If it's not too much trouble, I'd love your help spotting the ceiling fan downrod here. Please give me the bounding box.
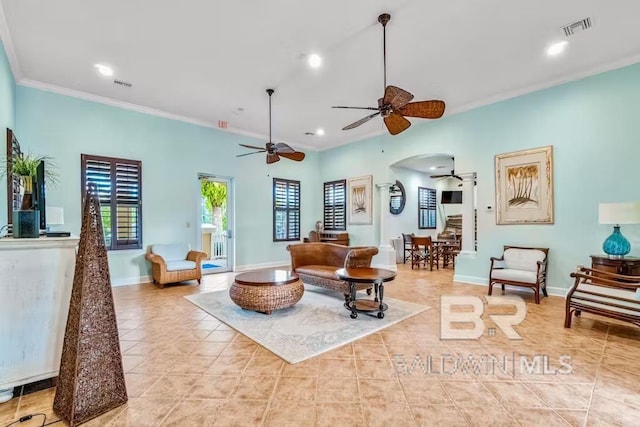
[378,13,390,92]
[266,88,274,144]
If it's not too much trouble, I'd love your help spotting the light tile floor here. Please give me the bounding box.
[2,264,640,426]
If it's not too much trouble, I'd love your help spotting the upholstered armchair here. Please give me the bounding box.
[145,243,207,288]
[489,246,549,304]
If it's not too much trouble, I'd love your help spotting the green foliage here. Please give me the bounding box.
[201,181,227,211]
[1,152,59,185]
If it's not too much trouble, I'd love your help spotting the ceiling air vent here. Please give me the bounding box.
[562,17,592,37]
[113,79,133,88]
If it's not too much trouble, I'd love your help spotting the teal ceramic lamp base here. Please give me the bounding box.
[602,225,631,259]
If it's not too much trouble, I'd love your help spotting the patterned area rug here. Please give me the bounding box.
[185,288,430,364]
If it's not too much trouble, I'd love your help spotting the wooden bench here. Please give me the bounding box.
[488,246,548,304]
[565,266,640,328]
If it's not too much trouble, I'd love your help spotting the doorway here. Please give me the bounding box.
[197,174,233,273]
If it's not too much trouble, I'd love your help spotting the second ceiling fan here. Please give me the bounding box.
[333,13,446,136]
[237,89,305,164]
[431,157,462,181]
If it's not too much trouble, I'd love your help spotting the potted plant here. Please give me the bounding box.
[1,152,58,237]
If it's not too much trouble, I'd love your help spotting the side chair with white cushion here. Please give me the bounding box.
[488,246,549,304]
[145,243,207,288]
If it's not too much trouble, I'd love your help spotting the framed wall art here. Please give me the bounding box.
[348,175,373,225]
[495,145,554,224]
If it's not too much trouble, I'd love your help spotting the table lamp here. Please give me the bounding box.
[598,202,640,258]
[46,206,64,230]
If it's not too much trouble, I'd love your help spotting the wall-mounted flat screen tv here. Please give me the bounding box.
[441,190,462,204]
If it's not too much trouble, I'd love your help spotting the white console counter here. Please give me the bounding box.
[0,236,79,402]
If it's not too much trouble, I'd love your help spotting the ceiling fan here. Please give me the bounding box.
[431,157,462,181]
[237,89,305,164]
[332,13,446,136]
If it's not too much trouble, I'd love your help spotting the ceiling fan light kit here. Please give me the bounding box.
[237,89,306,164]
[333,13,446,136]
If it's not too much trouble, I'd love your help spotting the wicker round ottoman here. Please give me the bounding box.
[230,270,304,315]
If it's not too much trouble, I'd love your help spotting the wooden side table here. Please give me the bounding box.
[590,255,640,277]
[336,267,396,319]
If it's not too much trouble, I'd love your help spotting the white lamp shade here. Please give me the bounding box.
[598,202,640,225]
[46,206,64,226]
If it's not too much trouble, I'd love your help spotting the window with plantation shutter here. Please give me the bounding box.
[273,178,300,242]
[323,180,346,231]
[418,187,436,229]
[81,154,142,250]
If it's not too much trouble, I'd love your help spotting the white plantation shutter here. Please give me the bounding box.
[273,178,301,241]
[323,180,346,231]
[82,154,142,250]
[418,187,436,229]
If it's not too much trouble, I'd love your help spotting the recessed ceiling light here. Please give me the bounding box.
[307,53,322,68]
[94,63,113,77]
[316,128,325,136]
[546,41,568,57]
[429,166,437,171]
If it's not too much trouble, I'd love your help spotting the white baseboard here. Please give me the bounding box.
[453,274,568,297]
[109,262,291,287]
[234,261,290,272]
[111,275,152,287]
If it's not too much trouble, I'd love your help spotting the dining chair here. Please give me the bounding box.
[411,236,436,270]
[442,239,461,269]
[401,233,415,264]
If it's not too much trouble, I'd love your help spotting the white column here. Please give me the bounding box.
[372,183,397,271]
[460,173,477,254]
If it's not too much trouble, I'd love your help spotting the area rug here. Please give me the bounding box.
[184,288,430,364]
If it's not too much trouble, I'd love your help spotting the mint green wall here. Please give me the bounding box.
[321,62,640,291]
[15,86,320,282]
[0,40,16,225]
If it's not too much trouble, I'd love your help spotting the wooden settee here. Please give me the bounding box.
[287,242,378,300]
[489,246,549,304]
[565,266,640,328]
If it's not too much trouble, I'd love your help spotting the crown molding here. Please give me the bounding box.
[0,1,22,80]
[18,78,226,129]
[18,78,318,151]
[448,52,640,118]
[319,52,640,151]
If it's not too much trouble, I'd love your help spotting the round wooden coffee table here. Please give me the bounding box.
[229,269,304,315]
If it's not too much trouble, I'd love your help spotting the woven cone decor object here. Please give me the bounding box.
[53,184,127,425]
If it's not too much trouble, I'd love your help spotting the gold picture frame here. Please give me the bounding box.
[495,145,554,224]
[348,175,373,225]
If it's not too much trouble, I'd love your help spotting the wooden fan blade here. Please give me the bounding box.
[332,106,379,111]
[236,151,265,157]
[383,85,414,110]
[430,174,451,179]
[343,112,380,130]
[279,151,305,161]
[266,153,280,164]
[453,175,463,181]
[399,100,446,119]
[274,142,295,153]
[383,112,411,135]
[239,143,267,150]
